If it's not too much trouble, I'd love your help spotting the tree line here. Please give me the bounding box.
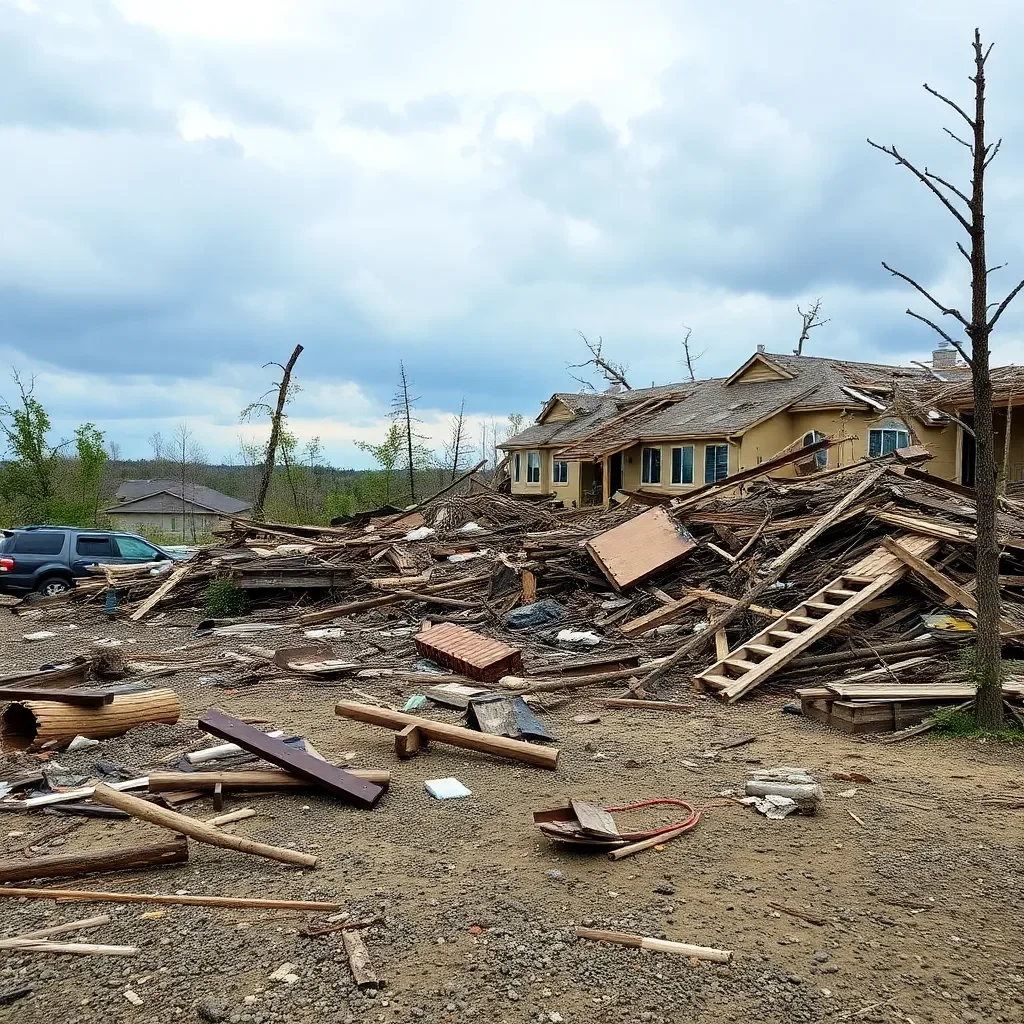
[0,360,526,535]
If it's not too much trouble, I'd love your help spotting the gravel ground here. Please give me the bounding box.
[0,603,1022,1024]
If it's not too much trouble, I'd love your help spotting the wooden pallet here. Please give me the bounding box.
[694,535,939,703]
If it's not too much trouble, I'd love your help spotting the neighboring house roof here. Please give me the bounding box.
[107,481,251,517]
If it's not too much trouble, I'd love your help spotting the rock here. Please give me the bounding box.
[197,998,230,1022]
[124,990,143,1006]
[545,870,565,881]
[269,964,300,985]
[654,884,676,896]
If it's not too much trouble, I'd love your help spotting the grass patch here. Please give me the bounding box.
[932,706,1024,743]
[204,579,249,618]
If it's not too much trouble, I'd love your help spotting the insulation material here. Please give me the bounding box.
[585,506,697,591]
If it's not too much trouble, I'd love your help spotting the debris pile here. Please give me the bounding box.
[14,442,1024,736]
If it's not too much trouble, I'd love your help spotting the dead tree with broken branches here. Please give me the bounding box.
[680,326,705,382]
[242,344,304,521]
[567,333,632,391]
[868,29,1023,729]
[794,299,829,355]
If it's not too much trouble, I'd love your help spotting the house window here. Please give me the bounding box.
[641,447,662,485]
[803,431,828,469]
[704,444,729,483]
[526,451,541,484]
[671,446,694,485]
[553,460,569,484]
[868,426,910,458]
[513,453,521,483]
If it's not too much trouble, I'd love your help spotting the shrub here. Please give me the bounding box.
[204,579,249,618]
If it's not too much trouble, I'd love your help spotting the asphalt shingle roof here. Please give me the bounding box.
[110,480,251,515]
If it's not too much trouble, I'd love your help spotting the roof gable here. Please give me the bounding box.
[725,352,797,386]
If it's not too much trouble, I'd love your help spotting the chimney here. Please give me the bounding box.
[932,341,957,369]
[756,344,766,354]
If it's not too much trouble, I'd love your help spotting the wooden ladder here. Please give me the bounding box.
[694,572,903,703]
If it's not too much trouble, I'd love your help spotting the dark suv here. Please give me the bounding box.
[0,527,176,597]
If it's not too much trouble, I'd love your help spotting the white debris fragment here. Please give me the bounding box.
[123,990,143,1006]
[405,526,436,542]
[269,963,300,984]
[556,629,603,646]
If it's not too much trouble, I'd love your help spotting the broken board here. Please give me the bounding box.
[414,624,522,683]
[585,507,697,591]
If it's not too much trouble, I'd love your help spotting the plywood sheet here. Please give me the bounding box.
[585,507,697,591]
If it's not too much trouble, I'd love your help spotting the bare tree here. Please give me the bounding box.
[567,332,632,391]
[444,398,470,482]
[240,344,304,521]
[170,421,206,542]
[680,325,705,382]
[391,362,431,503]
[868,28,1024,729]
[108,441,122,462]
[794,299,829,355]
[147,431,165,462]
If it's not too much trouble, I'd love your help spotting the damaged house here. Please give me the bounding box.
[499,346,1019,507]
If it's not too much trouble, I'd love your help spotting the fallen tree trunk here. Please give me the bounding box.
[0,690,180,751]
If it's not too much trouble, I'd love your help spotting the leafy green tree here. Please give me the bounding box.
[355,423,404,506]
[74,423,107,525]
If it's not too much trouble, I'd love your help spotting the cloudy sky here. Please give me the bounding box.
[3,0,1024,467]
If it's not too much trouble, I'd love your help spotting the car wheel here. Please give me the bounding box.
[36,577,71,597]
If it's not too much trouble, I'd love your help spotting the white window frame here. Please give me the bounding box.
[802,431,828,469]
[526,451,541,484]
[704,443,729,483]
[868,426,910,458]
[670,445,694,485]
[552,460,569,485]
[641,446,662,485]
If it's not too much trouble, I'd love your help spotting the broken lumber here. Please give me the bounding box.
[91,784,317,868]
[0,888,342,911]
[342,929,382,989]
[607,823,693,861]
[198,710,385,810]
[0,836,188,883]
[335,701,559,769]
[129,563,194,621]
[185,731,286,764]
[206,808,257,827]
[0,687,113,708]
[575,927,732,963]
[12,916,111,941]
[148,769,391,792]
[596,699,693,712]
[0,938,137,957]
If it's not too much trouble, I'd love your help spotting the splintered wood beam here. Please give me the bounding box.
[575,927,732,963]
[91,785,317,868]
[0,687,113,707]
[0,837,188,883]
[882,537,977,610]
[198,710,385,810]
[130,563,194,621]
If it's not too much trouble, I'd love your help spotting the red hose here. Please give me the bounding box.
[602,797,712,841]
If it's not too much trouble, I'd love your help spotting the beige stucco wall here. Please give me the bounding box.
[507,447,586,504]
[620,437,735,493]
[108,512,220,537]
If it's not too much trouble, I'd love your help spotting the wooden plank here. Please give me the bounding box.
[129,563,194,621]
[585,507,697,591]
[714,629,730,660]
[343,928,382,989]
[618,594,702,637]
[570,799,619,840]
[148,769,391,792]
[335,701,559,769]
[0,887,343,911]
[0,687,113,708]
[92,785,317,868]
[882,537,978,611]
[596,699,693,712]
[198,709,385,810]
[521,569,537,605]
[686,590,787,619]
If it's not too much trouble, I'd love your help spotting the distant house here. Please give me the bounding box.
[103,480,251,538]
[499,347,988,507]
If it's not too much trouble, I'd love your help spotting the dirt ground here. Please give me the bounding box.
[0,601,1022,1024]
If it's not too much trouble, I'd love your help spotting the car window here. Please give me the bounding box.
[12,532,65,555]
[116,536,160,560]
[76,536,115,557]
